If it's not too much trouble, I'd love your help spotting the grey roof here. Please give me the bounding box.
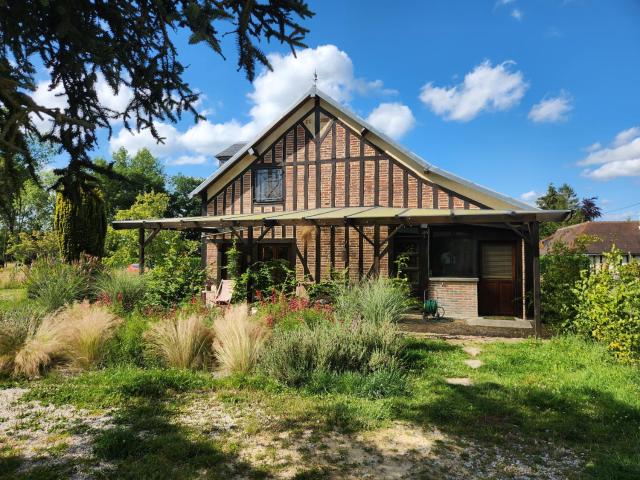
[112,206,571,230]
[216,142,246,162]
[189,86,536,211]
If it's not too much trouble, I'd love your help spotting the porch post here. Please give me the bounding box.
[246,227,254,302]
[531,221,542,337]
[138,227,145,275]
[373,225,380,276]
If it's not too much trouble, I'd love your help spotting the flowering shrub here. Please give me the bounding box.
[256,292,332,330]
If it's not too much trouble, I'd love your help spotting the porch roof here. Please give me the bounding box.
[111,206,571,231]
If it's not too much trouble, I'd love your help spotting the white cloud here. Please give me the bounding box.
[612,127,640,147]
[496,0,516,5]
[578,126,640,180]
[31,73,133,133]
[366,102,415,139]
[528,92,573,123]
[168,155,209,166]
[110,44,397,164]
[511,8,523,20]
[419,60,528,121]
[520,190,540,205]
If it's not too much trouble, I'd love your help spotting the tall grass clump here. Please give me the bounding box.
[57,302,121,369]
[145,314,213,369]
[25,258,89,312]
[95,270,146,312]
[213,304,267,375]
[13,313,65,378]
[0,304,46,374]
[334,277,414,324]
[0,264,27,289]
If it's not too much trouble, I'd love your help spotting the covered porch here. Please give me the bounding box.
[112,206,571,336]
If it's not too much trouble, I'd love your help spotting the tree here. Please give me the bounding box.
[0,1,313,194]
[579,196,602,221]
[104,191,178,268]
[167,174,205,218]
[54,185,107,261]
[96,148,167,218]
[536,183,602,238]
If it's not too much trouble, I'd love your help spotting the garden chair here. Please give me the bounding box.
[211,279,234,305]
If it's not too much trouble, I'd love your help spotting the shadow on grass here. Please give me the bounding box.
[5,370,271,480]
[89,377,270,479]
[395,379,640,479]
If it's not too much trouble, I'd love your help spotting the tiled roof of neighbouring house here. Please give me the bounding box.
[541,221,640,255]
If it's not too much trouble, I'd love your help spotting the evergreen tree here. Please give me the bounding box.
[54,185,107,261]
[536,183,602,238]
[0,1,313,190]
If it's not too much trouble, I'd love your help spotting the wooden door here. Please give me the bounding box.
[478,242,516,316]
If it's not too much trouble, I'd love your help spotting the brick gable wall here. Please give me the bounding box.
[204,108,486,285]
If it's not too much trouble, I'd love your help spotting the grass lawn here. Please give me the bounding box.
[1,336,639,479]
[0,288,26,310]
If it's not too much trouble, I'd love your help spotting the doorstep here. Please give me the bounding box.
[465,317,533,329]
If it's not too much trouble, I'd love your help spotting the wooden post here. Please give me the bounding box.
[138,227,145,275]
[246,227,253,302]
[373,225,380,276]
[531,221,542,337]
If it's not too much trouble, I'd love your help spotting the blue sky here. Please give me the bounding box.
[39,0,640,218]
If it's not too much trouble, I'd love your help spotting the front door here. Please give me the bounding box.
[478,242,516,316]
[392,232,427,295]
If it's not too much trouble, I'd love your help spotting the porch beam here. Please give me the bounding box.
[352,224,375,247]
[256,225,274,242]
[379,224,402,249]
[228,226,247,245]
[143,228,161,247]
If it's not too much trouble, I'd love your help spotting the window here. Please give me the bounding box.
[254,168,283,203]
[430,233,475,277]
[258,243,291,263]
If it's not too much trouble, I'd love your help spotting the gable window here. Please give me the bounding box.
[254,168,283,203]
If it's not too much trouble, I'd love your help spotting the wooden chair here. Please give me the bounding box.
[209,279,234,305]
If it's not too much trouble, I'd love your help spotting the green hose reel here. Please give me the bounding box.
[424,298,439,315]
[422,295,445,319]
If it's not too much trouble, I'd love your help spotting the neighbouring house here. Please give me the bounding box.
[542,221,640,268]
[112,87,569,331]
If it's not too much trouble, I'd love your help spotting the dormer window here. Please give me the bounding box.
[254,167,283,203]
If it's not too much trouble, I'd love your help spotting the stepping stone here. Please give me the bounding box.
[465,359,483,369]
[463,346,482,357]
[445,377,473,386]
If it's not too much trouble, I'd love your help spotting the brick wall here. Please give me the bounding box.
[427,279,478,319]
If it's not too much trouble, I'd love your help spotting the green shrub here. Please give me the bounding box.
[143,237,205,309]
[25,258,89,312]
[232,259,296,303]
[260,318,405,387]
[541,237,592,328]
[95,269,146,313]
[572,247,640,363]
[334,277,414,324]
[104,313,149,367]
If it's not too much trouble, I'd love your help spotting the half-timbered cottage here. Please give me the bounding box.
[113,87,570,333]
